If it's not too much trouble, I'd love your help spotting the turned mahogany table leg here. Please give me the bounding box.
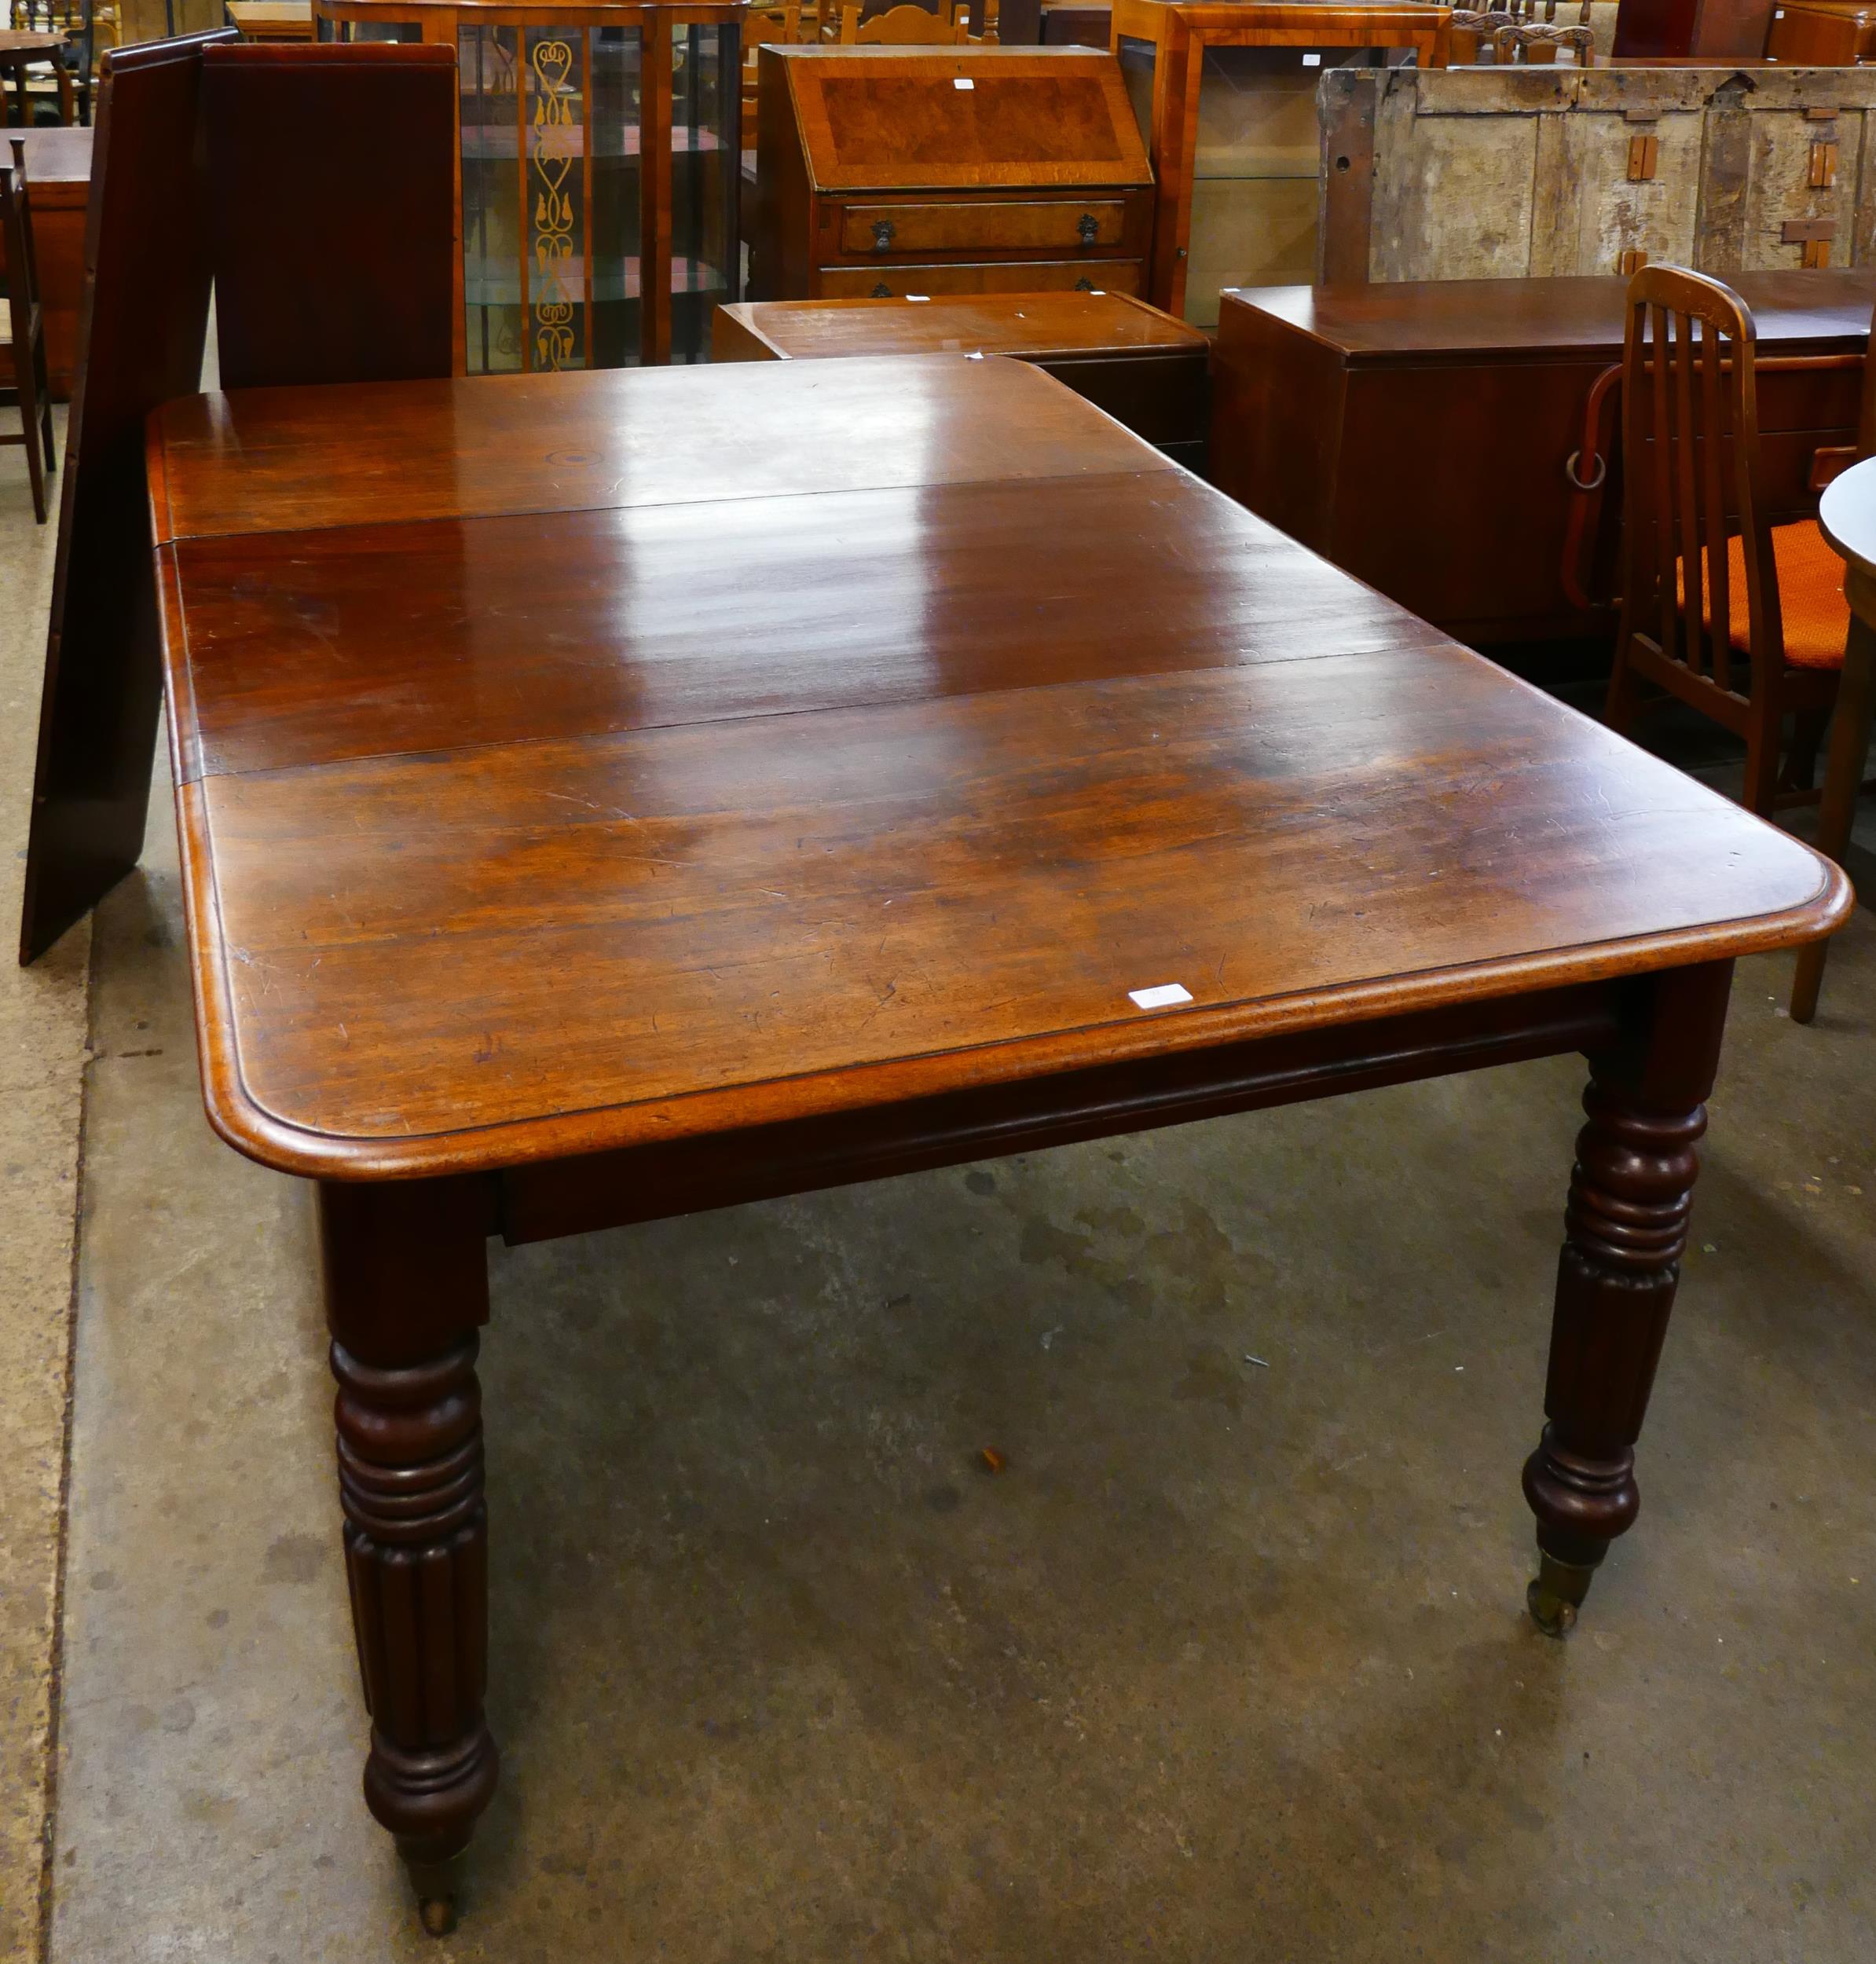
[320,1177,499,1935]
[1522,962,1731,1636]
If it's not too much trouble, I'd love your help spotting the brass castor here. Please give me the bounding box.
[1526,1550,1598,1639]
[404,1852,464,1938]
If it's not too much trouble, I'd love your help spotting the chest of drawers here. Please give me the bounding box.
[749,45,1156,301]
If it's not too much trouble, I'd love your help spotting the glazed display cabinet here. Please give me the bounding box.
[316,0,743,367]
[1108,1,1449,326]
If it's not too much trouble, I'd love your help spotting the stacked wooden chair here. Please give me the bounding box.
[840,1,967,40]
[1452,0,1592,62]
[1603,264,1860,1018]
[0,136,54,519]
[1494,20,1593,60]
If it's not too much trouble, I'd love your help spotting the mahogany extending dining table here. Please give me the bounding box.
[145,354,1849,1933]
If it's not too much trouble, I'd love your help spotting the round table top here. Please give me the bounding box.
[1819,453,1876,586]
[0,27,68,53]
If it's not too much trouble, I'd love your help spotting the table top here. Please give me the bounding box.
[0,27,66,53]
[9,123,91,189]
[1222,271,1876,363]
[1820,453,1876,581]
[720,291,1205,363]
[148,355,1847,1182]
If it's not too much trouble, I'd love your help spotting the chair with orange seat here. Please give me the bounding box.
[1605,266,1849,1001]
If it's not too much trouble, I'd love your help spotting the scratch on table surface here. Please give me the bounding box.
[540,788,638,823]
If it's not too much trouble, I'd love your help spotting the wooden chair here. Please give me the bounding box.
[840,2,967,41]
[0,136,54,521]
[19,27,239,964]
[1605,266,1849,1006]
[203,42,456,389]
[742,0,801,148]
[1494,20,1593,60]
[1449,7,1511,61]
[952,0,998,38]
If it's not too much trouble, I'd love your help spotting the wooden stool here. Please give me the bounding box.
[1792,457,1876,1022]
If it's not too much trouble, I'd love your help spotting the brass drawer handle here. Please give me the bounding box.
[1075,277,1095,291]
[871,218,896,251]
[1077,212,1099,246]
[870,281,892,298]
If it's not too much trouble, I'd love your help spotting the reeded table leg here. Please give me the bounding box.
[1522,963,1731,1636]
[320,1177,498,1934]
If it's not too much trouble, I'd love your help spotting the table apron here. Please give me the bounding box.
[497,978,1634,1247]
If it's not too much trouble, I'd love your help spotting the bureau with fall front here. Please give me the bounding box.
[749,44,1155,301]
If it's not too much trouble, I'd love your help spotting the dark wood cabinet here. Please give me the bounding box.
[1764,0,1876,61]
[749,44,1155,301]
[1612,0,1777,56]
[1207,273,1874,643]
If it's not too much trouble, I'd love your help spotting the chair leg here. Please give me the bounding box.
[1781,705,1829,796]
[13,346,47,524]
[1741,713,1781,818]
[1605,631,1641,736]
[1792,624,1876,1024]
[33,332,54,474]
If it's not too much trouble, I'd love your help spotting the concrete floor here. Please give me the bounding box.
[35,725,1876,1959]
[0,410,89,1964]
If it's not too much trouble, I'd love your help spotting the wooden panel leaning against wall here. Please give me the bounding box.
[1321,64,1876,284]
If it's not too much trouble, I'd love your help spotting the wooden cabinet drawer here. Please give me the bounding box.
[837,198,1133,257]
[818,259,1145,299]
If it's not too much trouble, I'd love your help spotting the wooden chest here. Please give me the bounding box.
[1764,0,1876,60]
[1322,64,1876,284]
[749,45,1156,302]
[712,288,1210,463]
